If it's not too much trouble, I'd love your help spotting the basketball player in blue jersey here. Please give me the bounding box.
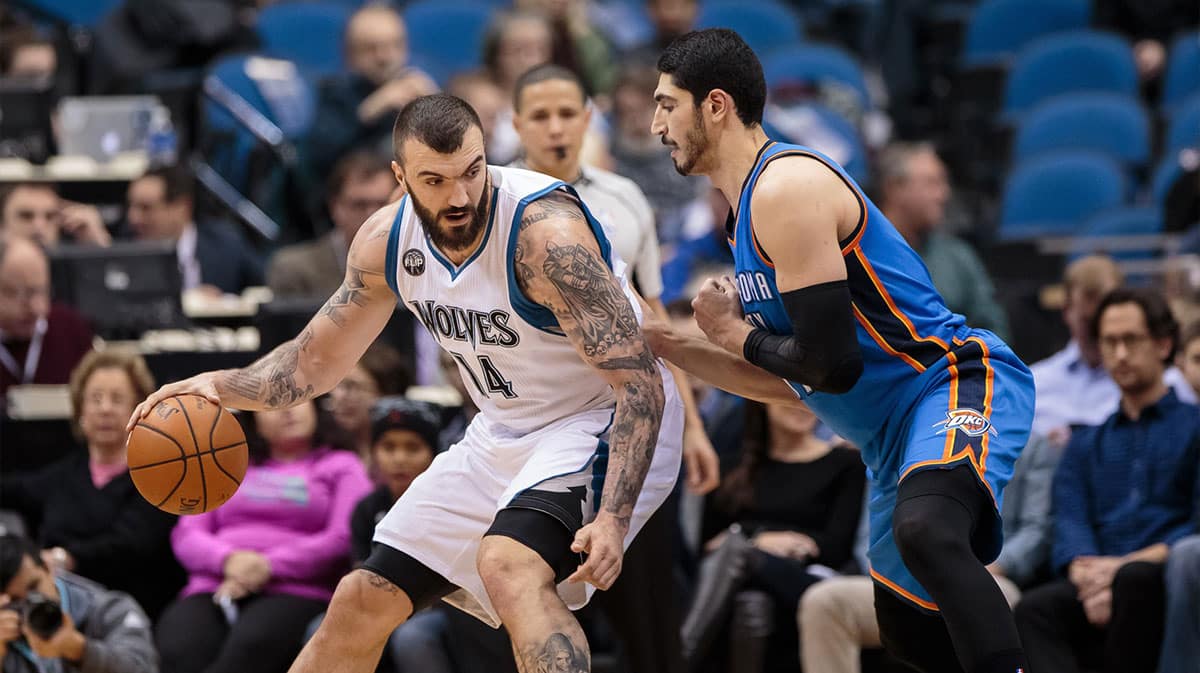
[643,29,1036,673]
[128,95,683,673]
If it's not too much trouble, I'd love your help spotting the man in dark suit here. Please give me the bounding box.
[126,164,263,295]
[268,152,395,300]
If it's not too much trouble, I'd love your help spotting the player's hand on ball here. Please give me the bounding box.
[127,373,222,433]
[567,513,627,590]
[692,277,746,351]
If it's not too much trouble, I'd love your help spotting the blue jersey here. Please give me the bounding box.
[730,142,975,462]
[730,142,1036,610]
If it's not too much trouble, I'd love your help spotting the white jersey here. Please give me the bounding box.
[384,165,641,433]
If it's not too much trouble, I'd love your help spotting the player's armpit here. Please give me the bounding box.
[213,207,399,410]
[515,191,665,527]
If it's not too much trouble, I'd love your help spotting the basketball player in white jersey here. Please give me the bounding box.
[128,94,684,673]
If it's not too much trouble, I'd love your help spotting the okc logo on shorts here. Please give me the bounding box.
[403,249,426,276]
[933,408,997,437]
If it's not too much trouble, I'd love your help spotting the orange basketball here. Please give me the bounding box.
[127,394,248,515]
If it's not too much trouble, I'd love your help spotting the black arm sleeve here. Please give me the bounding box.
[742,279,863,394]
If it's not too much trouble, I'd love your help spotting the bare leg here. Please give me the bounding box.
[478,535,591,673]
[287,569,414,673]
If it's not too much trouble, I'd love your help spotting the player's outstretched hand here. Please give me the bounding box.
[567,513,627,590]
[126,373,222,433]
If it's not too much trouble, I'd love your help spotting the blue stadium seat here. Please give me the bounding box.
[696,1,803,58]
[1003,31,1137,117]
[998,151,1127,239]
[256,3,353,78]
[1012,93,1150,168]
[764,45,870,110]
[1166,93,1200,155]
[202,54,315,193]
[961,0,1089,67]
[404,1,496,86]
[17,0,121,27]
[763,102,869,184]
[1073,206,1164,260]
[1164,33,1200,114]
[1151,155,1187,205]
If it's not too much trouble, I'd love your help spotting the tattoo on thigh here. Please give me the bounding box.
[516,632,589,673]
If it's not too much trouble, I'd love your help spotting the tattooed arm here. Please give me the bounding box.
[129,207,399,426]
[515,190,665,588]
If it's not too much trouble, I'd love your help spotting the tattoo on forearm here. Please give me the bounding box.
[543,242,639,358]
[603,379,664,525]
[596,351,657,373]
[360,569,401,595]
[516,632,590,673]
[319,265,375,328]
[216,329,315,407]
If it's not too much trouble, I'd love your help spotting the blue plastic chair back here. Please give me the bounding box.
[696,1,803,58]
[999,150,1127,238]
[1012,92,1150,167]
[961,0,1089,67]
[764,45,870,110]
[1164,32,1200,112]
[1003,31,1137,117]
[256,3,353,78]
[404,1,496,86]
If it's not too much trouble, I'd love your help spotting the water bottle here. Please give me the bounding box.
[146,107,178,166]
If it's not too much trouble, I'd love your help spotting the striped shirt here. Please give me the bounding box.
[1051,389,1200,572]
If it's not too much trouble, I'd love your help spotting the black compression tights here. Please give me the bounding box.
[880,465,1028,673]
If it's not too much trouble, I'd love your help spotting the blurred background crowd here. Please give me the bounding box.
[0,0,1198,672]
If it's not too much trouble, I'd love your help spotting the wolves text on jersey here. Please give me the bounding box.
[408,300,521,349]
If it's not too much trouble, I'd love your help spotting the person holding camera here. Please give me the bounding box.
[0,532,158,673]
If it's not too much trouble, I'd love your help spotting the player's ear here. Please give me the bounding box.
[706,89,730,124]
[391,160,407,192]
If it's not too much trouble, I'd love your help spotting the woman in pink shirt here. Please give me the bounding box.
[156,400,372,673]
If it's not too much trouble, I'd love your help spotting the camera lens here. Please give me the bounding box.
[23,593,63,640]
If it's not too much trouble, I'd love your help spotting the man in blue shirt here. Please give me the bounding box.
[1016,287,1200,673]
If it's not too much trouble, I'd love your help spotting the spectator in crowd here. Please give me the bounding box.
[347,397,448,673]
[0,349,183,619]
[447,73,506,150]
[798,432,1062,673]
[659,187,734,305]
[0,532,158,673]
[0,238,93,400]
[481,10,555,164]
[0,184,111,248]
[515,0,617,97]
[268,153,395,300]
[156,400,372,673]
[1158,320,1200,673]
[0,27,56,79]
[326,341,412,464]
[682,401,865,673]
[1093,0,1199,82]
[608,60,705,242]
[1030,255,1195,439]
[1016,287,1200,673]
[126,164,263,296]
[876,142,1010,341]
[307,4,438,180]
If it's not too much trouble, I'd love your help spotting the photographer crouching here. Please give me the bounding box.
[1,534,157,673]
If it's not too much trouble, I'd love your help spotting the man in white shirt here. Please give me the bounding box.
[1031,254,1195,439]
